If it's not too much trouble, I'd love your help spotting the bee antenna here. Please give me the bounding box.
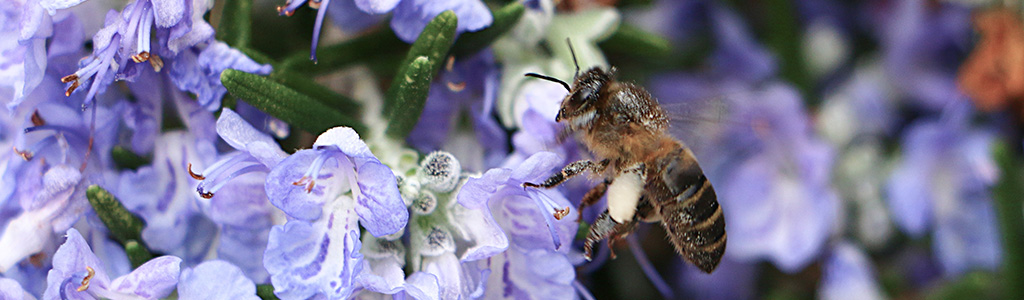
[566,38,580,77]
[525,73,572,92]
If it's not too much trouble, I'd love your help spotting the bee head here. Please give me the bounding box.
[523,39,612,129]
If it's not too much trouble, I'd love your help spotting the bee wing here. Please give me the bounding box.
[661,88,768,166]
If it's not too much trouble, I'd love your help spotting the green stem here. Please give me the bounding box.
[216,0,253,47]
[761,0,811,104]
[994,143,1024,299]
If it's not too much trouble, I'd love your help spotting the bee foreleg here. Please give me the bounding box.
[583,210,637,261]
[577,179,611,222]
[523,159,609,189]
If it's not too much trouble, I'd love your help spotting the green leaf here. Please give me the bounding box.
[385,56,434,139]
[599,23,671,58]
[257,284,280,300]
[124,240,153,269]
[385,10,458,117]
[216,0,253,47]
[268,70,361,116]
[451,2,525,58]
[994,142,1024,299]
[111,146,149,170]
[221,69,367,134]
[86,185,145,245]
[279,28,407,75]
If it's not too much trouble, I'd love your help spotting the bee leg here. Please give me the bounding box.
[583,210,637,261]
[523,159,609,189]
[577,179,611,222]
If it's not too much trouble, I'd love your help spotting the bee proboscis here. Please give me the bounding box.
[522,40,726,273]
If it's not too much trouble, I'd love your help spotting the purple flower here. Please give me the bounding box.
[408,51,507,171]
[177,260,260,299]
[190,108,288,281]
[61,0,216,105]
[457,151,579,298]
[115,130,218,264]
[0,278,34,300]
[263,126,408,298]
[41,228,181,300]
[652,77,839,272]
[168,41,272,111]
[818,241,885,300]
[277,0,492,60]
[886,104,1001,275]
[0,0,84,111]
[389,0,492,42]
[873,0,972,110]
[678,257,758,300]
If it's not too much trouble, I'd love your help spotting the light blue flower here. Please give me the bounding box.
[887,104,1001,275]
[457,152,579,299]
[263,127,408,299]
[40,228,181,300]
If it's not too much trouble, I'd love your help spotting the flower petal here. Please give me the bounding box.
[216,108,287,167]
[108,256,181,299]
[353,159,408,237]
[264,209,363,300]
[178,260,260,300]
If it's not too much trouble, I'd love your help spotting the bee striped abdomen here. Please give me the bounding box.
[653,149,726,273]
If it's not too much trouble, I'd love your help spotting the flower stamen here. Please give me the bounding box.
[61,74,81,97]
[13,146,33,161]
[131,51,150,63]
[188,163,205,180]
[553,206,571,220]
[148,54,164,72]
[446,81,467,92]
[77,266,95,292]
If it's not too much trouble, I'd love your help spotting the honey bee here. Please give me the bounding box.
[522,41,726,273]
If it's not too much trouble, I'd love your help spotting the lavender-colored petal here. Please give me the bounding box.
[328,0,385,32]
[390,0,493,42]
[450,203,508,261]
[0,278,34,300]
[107,256,181,299]
[404,272,440,300]
[420,253,464,299]
[264,214,364,300]
[353,159,408,237]
[150,0,186,28]
[217,225,271,283]
[818,242,885,300]
[313,127,373,158]
[481,249,576,299]
[708,4,776,82]
[265,150,331,221]
[0,165,81,272]
[508,151,560,183]
[177,260,260,300]
[456,167,511,210]
[42,228,111,299]
[216,108,287,167]
[39,0,87,15]
[354,0,400,14]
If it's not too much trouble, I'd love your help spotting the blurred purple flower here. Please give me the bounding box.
[887,104,1001,275]
[263,127,407,299]
[0,278,34,300]
[818,241,885,300]
[653,77,839,272]
[177,260,261,299]
[872,0,972,110]
[41,228,181,300]
[408,51,507,171]
[678,257,758,300]
[458,151,579,299]
[0,1,83,111]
